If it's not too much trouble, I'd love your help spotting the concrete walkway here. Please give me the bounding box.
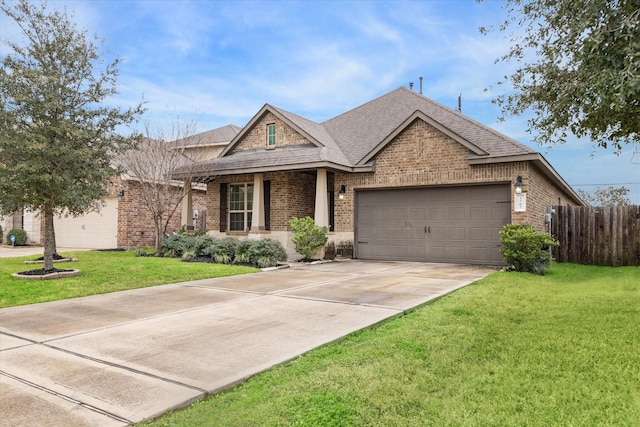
[0,260,494,426]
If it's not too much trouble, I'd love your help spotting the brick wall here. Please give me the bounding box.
[206,117,578,242]
[117,179,206,248]
[333,119,576,233]
[234,112,309,151]
[206,171,316,233]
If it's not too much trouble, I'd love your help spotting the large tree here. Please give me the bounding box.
[0,0,143,270]
[481,0,640,151]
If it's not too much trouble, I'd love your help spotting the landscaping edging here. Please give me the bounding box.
[24,257,78,265]
[12,269,81,280]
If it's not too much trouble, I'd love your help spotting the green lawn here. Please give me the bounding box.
[0,250,258,308]
[141,263,640,427]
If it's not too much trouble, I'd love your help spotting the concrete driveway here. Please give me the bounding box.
[0,260,494,426]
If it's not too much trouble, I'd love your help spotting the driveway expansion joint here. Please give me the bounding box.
[1,370,132,425]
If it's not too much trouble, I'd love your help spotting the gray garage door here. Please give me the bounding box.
[355,184,510,265]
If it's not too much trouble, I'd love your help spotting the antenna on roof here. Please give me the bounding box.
[457,93,462,113]
[419,76,423,94]
[409,82,414,91]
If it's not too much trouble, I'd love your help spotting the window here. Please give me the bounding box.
[229,183,253,231]
[267,123,276,147]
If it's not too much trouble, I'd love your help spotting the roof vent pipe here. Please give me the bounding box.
[419,76,423,94]
[409,82,414,91]
[457,93,462,113]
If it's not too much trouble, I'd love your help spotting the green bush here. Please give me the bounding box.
[191,235,216,256]
[203,238,229,264]
[248,238,287,268]
[181,250,198,262]
[0,224,3,243]
[163,234,287,268]
[160,234,192,257]
[289,216,328,260]
[5,228,28,246]
[233,239,252,264]
[500,223,558,275]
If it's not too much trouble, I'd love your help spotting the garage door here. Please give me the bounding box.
[355,185,510,264]
[54,197,119,249]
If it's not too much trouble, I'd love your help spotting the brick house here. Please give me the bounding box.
[178,88,582,264]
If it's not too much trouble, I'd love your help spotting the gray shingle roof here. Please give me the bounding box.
[323,87,536,165]
[179,87,539,177]
[173,124,242,148]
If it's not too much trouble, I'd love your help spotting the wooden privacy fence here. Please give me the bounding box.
[551,205,640,266]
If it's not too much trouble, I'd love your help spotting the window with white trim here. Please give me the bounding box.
[267,123,276,147]
[229,183,253,231]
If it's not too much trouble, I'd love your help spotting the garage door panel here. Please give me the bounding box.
[449,227,465,241]
[355,185,510,265]
[470,227,487,240]
[470,207,487,220]
[54,198,118,249]
[430,208,446,221]
[449,207,466,220]
[492,206,510,220]
[430,226,446,240]
[409,208,426,221]
[448,246,466,260]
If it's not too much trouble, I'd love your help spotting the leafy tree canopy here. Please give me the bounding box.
[481,0,640,152]
[577,186,632,206]
[0,0,144,269]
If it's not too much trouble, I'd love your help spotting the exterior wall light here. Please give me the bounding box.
[514,176,523,194]
[338,185,346,200]
[118,189,125,200]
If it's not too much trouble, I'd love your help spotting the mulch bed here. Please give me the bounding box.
[16,268,75,276]
[12,267,81,280]
[32,253,67,261]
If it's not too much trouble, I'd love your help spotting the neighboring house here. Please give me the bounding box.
[178,87,582,265]
[173,124,243,161]
[8,125,239,249]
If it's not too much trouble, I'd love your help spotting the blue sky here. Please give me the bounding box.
[2,0,639,203]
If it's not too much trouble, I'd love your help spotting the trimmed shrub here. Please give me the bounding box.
[500,223,558,275]
[202,238,230,264]
[191,235,216,256]
[233,240,252,264]
[5,228,28,246]
[160,234,191,257]
[181,250,198,262]
[248,238,287,268]
[289,216,328,260]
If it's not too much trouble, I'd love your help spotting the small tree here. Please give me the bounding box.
[0,0,143,270]
[500,224,558,275]
[577,186,631,207]
[120,120,204,252]
[289,216,328,260]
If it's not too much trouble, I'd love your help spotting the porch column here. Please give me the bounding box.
[181,182,193,228]
[251,173,265,231]
[314,168,329,227]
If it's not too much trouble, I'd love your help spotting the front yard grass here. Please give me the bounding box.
[142,263,640,426]
[0,250,258,308]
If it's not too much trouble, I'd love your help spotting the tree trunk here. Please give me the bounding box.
[43,203,56,271]
[154,214,163,253]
